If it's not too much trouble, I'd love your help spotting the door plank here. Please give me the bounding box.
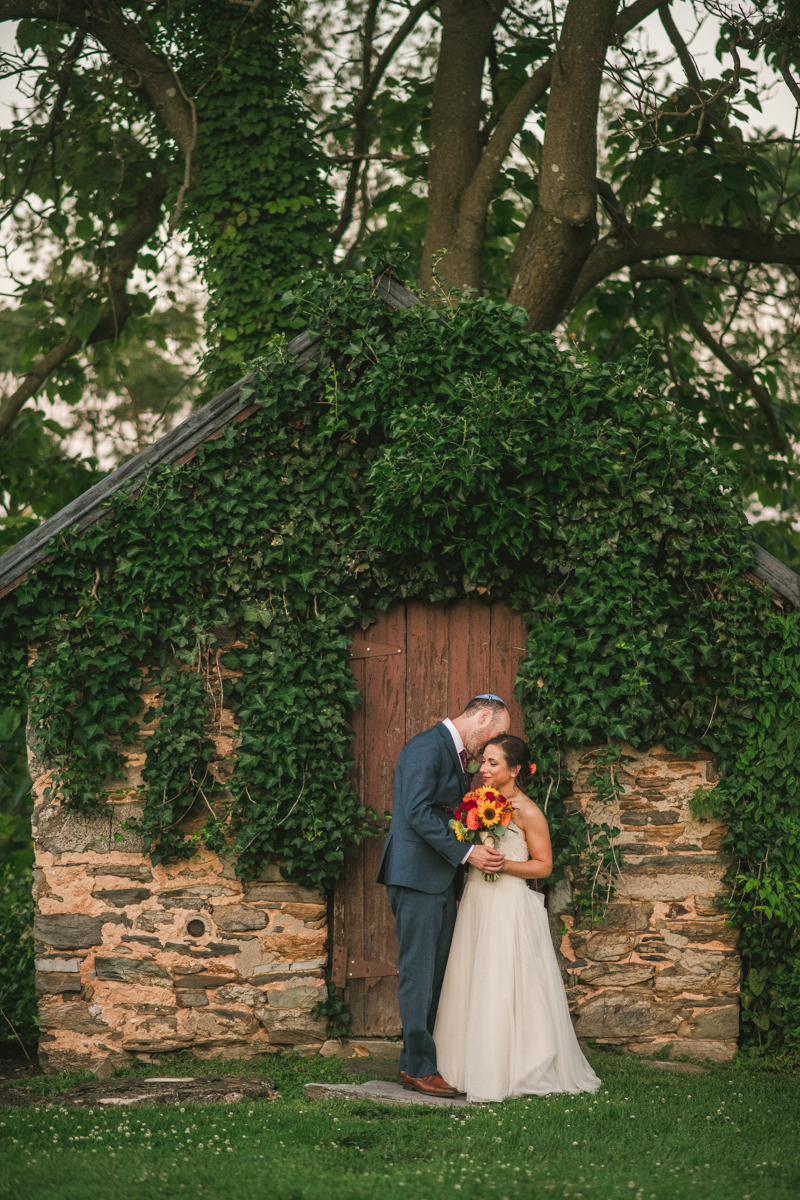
[447,598,492,717]
[489,605,528,736]
[359,602,405,1034]
[406,602,449,738]
[334,650,367,1032]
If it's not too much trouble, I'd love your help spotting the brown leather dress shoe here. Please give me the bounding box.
[398,1069,460,1097]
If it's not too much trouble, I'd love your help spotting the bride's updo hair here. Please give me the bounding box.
[483,734,534,791]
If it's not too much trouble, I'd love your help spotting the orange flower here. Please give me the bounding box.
[466,808,481,830]
[499,806,512,827]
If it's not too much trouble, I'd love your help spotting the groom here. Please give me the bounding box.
[377,694,511,1097]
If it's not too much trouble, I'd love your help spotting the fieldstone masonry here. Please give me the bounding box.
[28,644,328,1076]
[28,651,739,1071]
[555,743,740,1062]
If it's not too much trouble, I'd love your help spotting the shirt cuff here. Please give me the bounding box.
[461,845,473,865]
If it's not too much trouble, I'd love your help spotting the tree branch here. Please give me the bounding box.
[330,0,436,253]
[507,0,620,328]
[422,0,507,292]
[0,335,81,439]
[780,43,800,109]
[0,171,169,440]
[663,273,788,454]
[354,0,437,123]
[566,223,800,311]
[445,0,665,288]
[0,0,195,157]
[659,3,737,144]
[0,30,85,226]
[658,3,702,91]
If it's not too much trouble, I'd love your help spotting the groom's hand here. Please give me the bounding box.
[469,845,505,872]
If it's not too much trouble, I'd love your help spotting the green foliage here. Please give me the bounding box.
[0,270,798,1051]
[0,14,176,405]
[0,701,33,876]
[136,667,219,866]
[0,694,35,1055]
[173,0,334,397]
[0,0,331,499]
[311,979,353,1037]
[0,408,104,559]
[0,865,37,1045]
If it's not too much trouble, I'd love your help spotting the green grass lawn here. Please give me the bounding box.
[1,1051,798,1200]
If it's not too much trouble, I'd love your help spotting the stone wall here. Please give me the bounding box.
[28,646,328,1076]
[554,744,740,1062]
[29,641,740,1071]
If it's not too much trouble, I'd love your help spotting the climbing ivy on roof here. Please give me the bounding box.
[1,268,798,1053]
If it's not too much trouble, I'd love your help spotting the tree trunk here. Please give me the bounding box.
[421,0,506,297]
[509,0,619,330]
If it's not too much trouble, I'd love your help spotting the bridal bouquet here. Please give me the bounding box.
[450,786,514,881]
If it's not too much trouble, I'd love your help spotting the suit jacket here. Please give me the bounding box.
[376,721,468,894]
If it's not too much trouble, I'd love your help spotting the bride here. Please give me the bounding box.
[434,734,601,1103]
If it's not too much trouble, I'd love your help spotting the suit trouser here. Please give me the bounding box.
[386,880,458,1079]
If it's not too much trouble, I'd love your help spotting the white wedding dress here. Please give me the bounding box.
[434,821,601,1102]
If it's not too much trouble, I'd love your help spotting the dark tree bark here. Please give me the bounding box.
[421,0,507,295]
[421,0,664,305]
[507,0,620,328]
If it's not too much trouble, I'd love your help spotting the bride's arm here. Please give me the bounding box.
[500,799,552,879]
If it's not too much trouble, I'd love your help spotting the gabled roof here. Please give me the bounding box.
[0,273,798,610]
[0,273,420,600]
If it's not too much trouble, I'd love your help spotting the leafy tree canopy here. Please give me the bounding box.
[0,1,799,565]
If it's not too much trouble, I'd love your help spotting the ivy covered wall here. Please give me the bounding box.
[1,271,798,1057]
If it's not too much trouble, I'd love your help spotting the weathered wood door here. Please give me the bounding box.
[332,598,527,1036]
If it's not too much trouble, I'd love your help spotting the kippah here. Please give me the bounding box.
[474,693,506,704]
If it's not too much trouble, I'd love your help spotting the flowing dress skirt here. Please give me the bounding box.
[434,865,601,1102]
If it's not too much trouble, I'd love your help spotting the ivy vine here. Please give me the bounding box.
[171,0,335,397]
[1,269,798,1055]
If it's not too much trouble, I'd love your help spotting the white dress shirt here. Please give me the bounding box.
[442,718,473,864]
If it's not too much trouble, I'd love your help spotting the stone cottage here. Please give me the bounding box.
[1,275,798,1074]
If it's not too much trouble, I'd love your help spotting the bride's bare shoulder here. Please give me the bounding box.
[511,794,547,828]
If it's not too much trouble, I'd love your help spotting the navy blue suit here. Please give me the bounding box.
[377,722,468,1078]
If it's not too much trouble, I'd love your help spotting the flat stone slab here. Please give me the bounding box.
[303,1080,470,1107]
[320,1038,402,1060]
[0,1075,279,1108]
[641,1060,708,1075]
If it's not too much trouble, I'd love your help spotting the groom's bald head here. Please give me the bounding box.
[455,695,511,757]
[461,695,508,720]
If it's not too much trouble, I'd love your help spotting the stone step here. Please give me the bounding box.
[303,1080,470,1107]
[319,1038,402,1060]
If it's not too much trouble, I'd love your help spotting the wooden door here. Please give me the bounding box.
[332,598,528,1036]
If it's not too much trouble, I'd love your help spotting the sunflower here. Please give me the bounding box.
[452,820,468,842]
[476,797,502,827]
